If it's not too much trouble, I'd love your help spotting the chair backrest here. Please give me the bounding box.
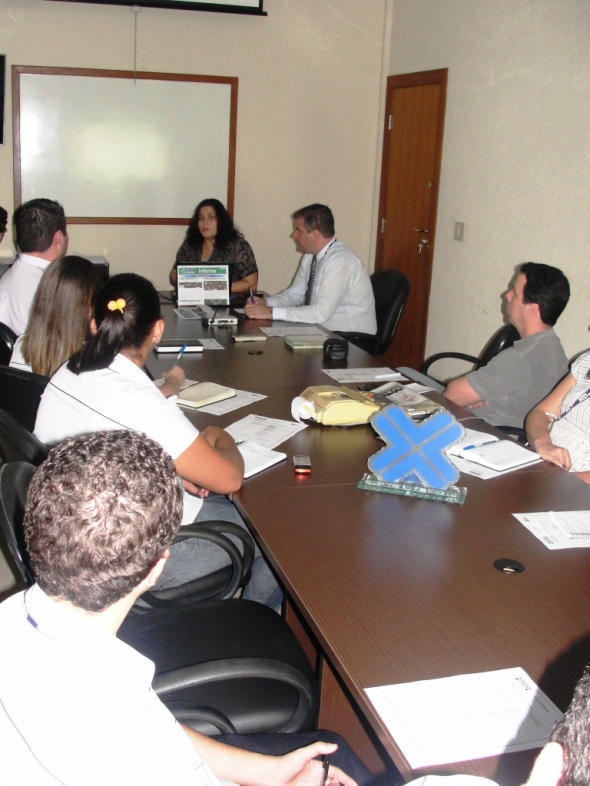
[0,365,49,432]
[0,409,49,466]
[370,269,410,356]
[0,322,17,367]
[0,462,37,587]
[477,324,520,369]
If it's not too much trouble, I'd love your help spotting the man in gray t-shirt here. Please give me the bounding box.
[444,262,570,429]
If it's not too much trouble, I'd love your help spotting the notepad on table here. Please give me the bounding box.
[155,339,203,353]
[177,382,236,409]
[238,441,287,478]
[285,335,326,350]
[456,439,540,471]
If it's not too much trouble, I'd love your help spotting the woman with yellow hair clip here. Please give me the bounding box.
[34,272,280,608]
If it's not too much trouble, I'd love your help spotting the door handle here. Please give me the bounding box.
[412,227,429,234]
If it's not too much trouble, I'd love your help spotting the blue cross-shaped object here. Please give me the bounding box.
[368,405,465,490]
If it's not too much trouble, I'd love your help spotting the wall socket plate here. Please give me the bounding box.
[454,222,465,242]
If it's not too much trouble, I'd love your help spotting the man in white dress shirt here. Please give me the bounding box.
[0,198,68,335]
[244,204,376,333]
[0,430,361,786]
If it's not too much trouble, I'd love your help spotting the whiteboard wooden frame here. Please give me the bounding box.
[12,66,238,225]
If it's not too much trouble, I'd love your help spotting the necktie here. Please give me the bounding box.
[304,256,317,306]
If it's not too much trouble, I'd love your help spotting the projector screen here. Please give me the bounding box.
[13,67,238,224]
[42,0,266,15]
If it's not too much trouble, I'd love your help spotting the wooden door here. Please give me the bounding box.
[375,69,447,370]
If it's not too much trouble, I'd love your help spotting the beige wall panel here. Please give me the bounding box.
[390,0,590,376]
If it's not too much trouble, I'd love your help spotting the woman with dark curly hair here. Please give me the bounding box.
[169,198,258,294]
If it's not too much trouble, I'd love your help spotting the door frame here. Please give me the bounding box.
[374,68,448,365]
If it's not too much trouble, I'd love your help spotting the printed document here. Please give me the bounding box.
[322,368,407,384]
[225,414,306,449]
[513,511,590,549]
[365,668,561,769]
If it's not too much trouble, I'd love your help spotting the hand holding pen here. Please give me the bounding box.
[160,343,186,396]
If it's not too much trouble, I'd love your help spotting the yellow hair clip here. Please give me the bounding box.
[107,298,126,314]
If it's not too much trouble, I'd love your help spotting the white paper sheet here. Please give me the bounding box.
[197,389,267,415]
[365,668,561,769]
[321,367,407,384]
[197,338,225,350]
[225,414,307,449]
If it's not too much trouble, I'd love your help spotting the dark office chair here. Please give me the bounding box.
[0,461,319,736]
[399,324,525,443]
[0,323,17,366]
[0,365,49,432]
[0,462,36,588]
[337,269,410,356]
[120,598,319,735]
[420,324,520,385]
[0,409,49,466]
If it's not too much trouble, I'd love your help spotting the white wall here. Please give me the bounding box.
[390,0,590,375]
[0,0,387,292]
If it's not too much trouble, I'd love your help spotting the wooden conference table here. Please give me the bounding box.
[148,302,590,786]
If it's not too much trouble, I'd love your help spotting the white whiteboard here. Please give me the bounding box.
[14,68,237,224]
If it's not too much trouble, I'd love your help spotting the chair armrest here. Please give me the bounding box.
[153,657,318,733]
[421,352,480,376]
[336,332,379,356]
[179,520,255,578]
[164,703,237,734]
[496,425,527,445]
[139,521,255,607]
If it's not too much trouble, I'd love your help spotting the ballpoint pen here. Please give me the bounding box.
[320,755,330,786]
[249,286,255,304]
[172,343,188,367]
[462,440,496,450]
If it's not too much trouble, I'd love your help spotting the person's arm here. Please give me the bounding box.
[174,425,244,493]
[158,365,184,398]
[444,376,487,408]
[256,253,355,325]
[244,256,311,320]
[181,726,358,786]
[228,237,259,294]
[232,271,259,294]
[525,372,576,469]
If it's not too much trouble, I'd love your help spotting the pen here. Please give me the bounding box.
[462,440,496,451]
[249,287,255,304]
[320,755,330,786]
[172,343,188,367]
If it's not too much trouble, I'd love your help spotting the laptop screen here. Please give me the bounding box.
[177,264,231,306]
